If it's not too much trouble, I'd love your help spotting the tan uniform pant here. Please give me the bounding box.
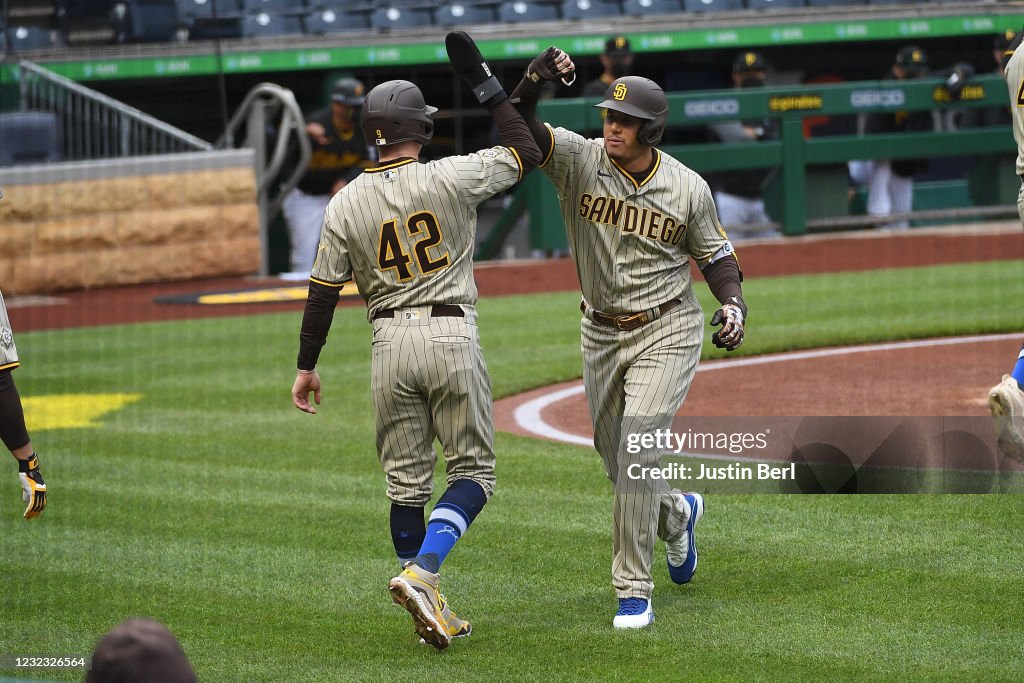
[581,291,704,600]
[371,304,495,507]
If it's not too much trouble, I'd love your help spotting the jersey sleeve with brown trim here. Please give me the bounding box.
[436,146,525,206]
[309,198,353,286]
[684,176,733,266]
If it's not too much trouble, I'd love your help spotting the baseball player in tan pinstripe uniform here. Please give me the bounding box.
[512,51,747,628]
[0,290,47,520]
[988,29,1024,461]
[291,32,540,650]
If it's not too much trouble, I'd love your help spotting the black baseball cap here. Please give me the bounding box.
[331,77,365,106]
[995,28,1018,51]
[733,51,767,74]
[895,45,928,74]
[604,35,631,57]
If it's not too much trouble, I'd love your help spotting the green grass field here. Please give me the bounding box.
[2,260,1024,681]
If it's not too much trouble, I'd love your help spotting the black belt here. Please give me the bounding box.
[372,304,465,321]
[582,299,681,332]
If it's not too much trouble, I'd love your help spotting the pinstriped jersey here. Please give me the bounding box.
[540,125,731,314]
[1004,46,1024,177]
[311,147,523,320]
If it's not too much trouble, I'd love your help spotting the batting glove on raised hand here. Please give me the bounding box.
[710,296,746,352]
[18,453,46,520]
[526,47,576,85]
[446,30,507,108]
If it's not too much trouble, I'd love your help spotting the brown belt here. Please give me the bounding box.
[372,304,465,321]
[582,299,681,332]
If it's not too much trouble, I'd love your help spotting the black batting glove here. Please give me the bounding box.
[18,453,46,520]
[525,47,576,85]
[710,296,746,352]
[446,31,506,108]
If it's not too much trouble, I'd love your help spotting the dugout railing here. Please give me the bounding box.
[479,72,1016,257]
[13,59,213,160]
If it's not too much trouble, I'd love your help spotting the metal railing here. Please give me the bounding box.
[16,59,213,160]
[216,83,311,276]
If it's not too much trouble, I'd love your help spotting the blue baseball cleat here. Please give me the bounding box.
[613,597,654,629]
[666,492,704,585]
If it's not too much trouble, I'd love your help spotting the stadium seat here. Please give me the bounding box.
[497,1,560,22]
[869,0,916,3]
[304,7,370,33]
[434,3,497,26]
[241,11,303,35]
[241,0,306,13]
[6,25,60,51]
[683,0,741,11]
[178,0,242,38]
[560,0,621,19]
[807,0,865,5]
[122,0,180,43]
[176,0,241,20]
[370,6,432,30]
[622,0,681,16]
[57,0,123,44]
[0,112,62,166]
[746,0,804,7]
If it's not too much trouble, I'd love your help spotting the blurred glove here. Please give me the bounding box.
[710,296,746,352]
[526,47,576,85]
[944,62,975,99]
[18,453,46,520]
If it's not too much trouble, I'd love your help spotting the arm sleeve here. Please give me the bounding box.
[296,281,340,371]
[510,76,555,165]
[701,256,743,305]
[489,98,541,174]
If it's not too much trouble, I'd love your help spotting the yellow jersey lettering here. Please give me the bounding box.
[660,216,676,244]
[671,222,687,245]
[622,204,639,233]
[579,193,593,217]
[646,211,662,240]
[602,197,624,227]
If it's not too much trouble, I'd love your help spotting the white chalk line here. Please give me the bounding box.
[511,333,1023,448]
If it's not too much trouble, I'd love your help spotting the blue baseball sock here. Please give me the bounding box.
[1011,345,1024,390]
[390,503,425,567]
[413,479,487,574]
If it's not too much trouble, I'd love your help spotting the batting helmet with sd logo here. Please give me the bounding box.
[360,79,438,147]
[594,76,668,146]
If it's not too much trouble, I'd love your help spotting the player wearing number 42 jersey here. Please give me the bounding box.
[512,49,746,628]
[291,32,541,650]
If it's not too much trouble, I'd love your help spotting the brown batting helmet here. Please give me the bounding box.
[361,79,438,147]
[594,75,668,146]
